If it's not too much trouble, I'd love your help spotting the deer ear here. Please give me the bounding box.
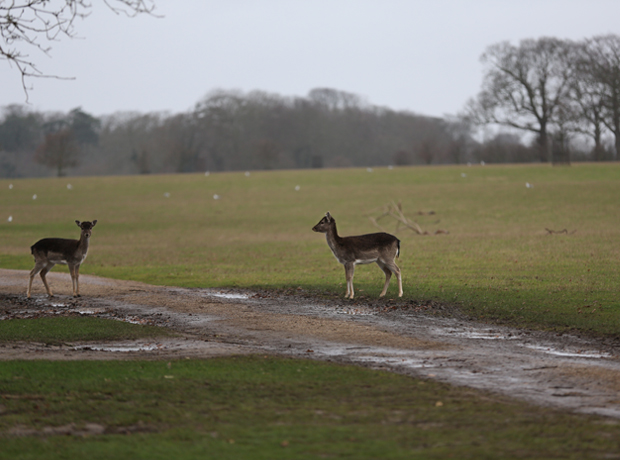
[92,220,97,227]
[75,220,81,227]
[326,212,331,220]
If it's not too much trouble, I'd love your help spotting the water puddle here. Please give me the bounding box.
[76,309,106,315]
[73,343,163,353]
[524,344,612,359]
[208,292,250,300]
[4,301,158,327]
[334,307,375,316]
[443,329,518,340]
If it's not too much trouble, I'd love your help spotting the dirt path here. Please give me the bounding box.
[2,268,620,419]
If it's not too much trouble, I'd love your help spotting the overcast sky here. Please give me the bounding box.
[1,0,619,118]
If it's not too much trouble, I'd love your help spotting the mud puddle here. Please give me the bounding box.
[1,269,620,420]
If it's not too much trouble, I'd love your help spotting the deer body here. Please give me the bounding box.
[27,220,97,298]
[313,212,402,299]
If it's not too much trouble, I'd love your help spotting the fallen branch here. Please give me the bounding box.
[545,228,577,235]
[367,201,447,236]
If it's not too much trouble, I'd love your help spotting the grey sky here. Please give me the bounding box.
[1,0,619,118]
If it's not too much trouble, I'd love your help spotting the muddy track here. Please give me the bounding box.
[1,268,620,419]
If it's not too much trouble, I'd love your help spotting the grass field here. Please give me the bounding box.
[2,163,620,458]
[1,356,619,459]
[2,163,619,335]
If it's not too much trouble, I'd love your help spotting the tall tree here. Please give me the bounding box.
[68,108,101,146]
[194,90,246,171]
[35,129,79,177]
[567,42,608,161]
[581,35,620,159]
[466,37,574,162]
[0,105,42,152]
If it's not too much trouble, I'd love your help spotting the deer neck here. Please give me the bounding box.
[77,233,91,257]
[324,222,343,253]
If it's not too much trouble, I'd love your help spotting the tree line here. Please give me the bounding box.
[1,34,619,178]
[0,88,466,178]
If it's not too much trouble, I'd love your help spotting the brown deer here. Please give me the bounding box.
[27,220,97,298]
[312,212,402,299]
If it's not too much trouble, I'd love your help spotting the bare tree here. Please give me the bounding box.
[35,128,79,176]
[194,90,243,171]
[581,35,620,159]
[307,88,367,111]
[0,104,42,152]
[443,116,472,164]
[466,37,574,162]
[160,113,204,173]
[1,0,156,99]
[417,139,438,165]
[567,45,608,160]
[255,138,280,170]
[471,132,536,164]
[392,150,412,166]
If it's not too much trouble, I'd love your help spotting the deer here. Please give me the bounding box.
[27,220,97,299]
[312,212,402,299]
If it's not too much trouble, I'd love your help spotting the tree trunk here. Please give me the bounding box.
[537,129,549,163]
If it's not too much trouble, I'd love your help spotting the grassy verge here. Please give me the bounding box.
[1,163,619,335]
[1,356,619,459]
[0,317,172,345]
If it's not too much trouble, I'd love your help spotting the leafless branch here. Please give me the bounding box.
[1,0,157,101]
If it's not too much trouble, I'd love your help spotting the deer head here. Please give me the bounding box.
[76,220,97,239]
[312,212,334,233]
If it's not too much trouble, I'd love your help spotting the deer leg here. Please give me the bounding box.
[39,263,55,298]
[72,264,81,297]
[68,264,76,297]
[27,262,45,298]
[344,262,355,299]
[376,261,392,297]
[387,260,403,297]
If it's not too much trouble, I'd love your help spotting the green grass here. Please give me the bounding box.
[1,356,619,459]
[1,163,619,335]
[0,317,172,345]
[1,165,620,457]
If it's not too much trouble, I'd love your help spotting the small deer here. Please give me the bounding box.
[27,220,98,299]
[312,212,402,299]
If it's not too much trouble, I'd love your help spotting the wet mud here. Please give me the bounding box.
[1,268,619,419]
